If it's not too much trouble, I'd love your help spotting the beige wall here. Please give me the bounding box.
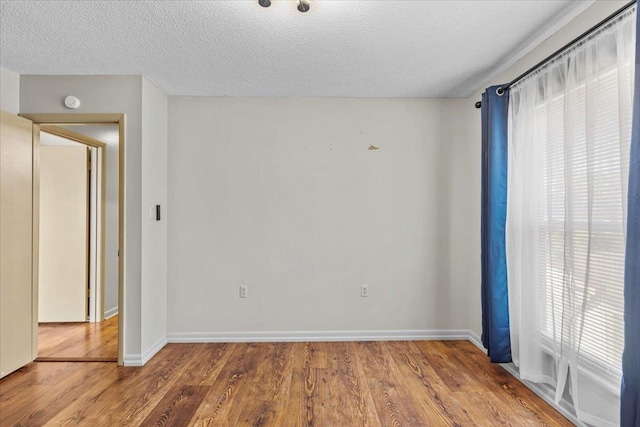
[38,145,89,322]
[167,97,469,336]
[1,67,19,114]
[464,0,628,337]
[0,111,34,378]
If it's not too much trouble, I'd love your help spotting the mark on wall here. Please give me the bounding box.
[368,145,380,151]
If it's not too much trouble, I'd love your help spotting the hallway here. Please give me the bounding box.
[37,316,118,361]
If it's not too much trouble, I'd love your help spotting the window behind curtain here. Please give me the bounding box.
[507,8,634,426]
[537,63,630,388]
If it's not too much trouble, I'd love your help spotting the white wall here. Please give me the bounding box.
[464,0,628,337]
[167,97,468,336]
[1,67,19,114]
[20,75,147,360]
[141,79,168,354]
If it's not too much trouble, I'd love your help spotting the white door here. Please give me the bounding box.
[39,145,89,322]
[0,111,34,378]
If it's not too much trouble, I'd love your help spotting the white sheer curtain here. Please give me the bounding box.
[507,8,635,427]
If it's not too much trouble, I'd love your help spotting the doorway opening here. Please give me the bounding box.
[36,126,117,361]
[22,114,125,365]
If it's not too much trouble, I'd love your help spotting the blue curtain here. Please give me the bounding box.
[481,86,512,363]
[621,8,640,426]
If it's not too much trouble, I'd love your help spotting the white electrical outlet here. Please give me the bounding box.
[239,285,248,298]
[361,284,369,297]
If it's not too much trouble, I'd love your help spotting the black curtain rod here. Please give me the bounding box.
[474,0,637,109]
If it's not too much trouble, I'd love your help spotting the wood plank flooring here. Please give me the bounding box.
[37,315,118,361]
[0,340,573,426]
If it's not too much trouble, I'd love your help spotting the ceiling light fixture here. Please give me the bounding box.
[258,0,309,13]
[297,0,310,13]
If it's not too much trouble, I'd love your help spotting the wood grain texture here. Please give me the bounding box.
[140,385,209,427]
[37,315,118,360]
[0,340,575,426]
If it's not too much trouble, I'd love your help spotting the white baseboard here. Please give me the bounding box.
[166,329,473,343]
[123,335,167,367]
[123,354,143,367]
[467,330,486,353]
[434,330,582,425]
[467,333,584,426]
[104,306,118,320]
[125,329,474,366]
[500,363,586,427]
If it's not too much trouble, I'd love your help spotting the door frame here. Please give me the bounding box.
[40,125,106,323]
[21,114,125,366]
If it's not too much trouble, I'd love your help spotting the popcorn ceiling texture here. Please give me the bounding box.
[0,0,592,98]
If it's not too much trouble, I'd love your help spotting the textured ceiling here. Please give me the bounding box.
[0,1,594,98]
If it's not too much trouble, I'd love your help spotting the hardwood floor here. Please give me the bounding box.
[0,340,573,426]
[37,315,118,361]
